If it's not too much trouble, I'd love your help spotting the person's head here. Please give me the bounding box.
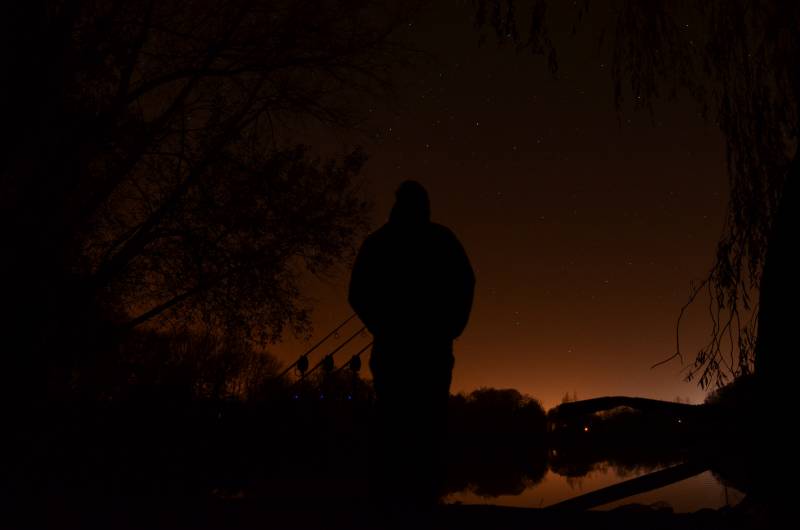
[389,180,431,224]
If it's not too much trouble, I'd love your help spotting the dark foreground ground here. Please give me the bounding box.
[16,492,773,530]
[6,377,776,529]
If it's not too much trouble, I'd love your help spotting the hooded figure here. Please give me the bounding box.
[349,180,474,352]
[348,180,475,509]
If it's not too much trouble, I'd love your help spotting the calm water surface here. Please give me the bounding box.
[446,464,745,512]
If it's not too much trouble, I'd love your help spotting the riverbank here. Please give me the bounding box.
[14,493,770,530]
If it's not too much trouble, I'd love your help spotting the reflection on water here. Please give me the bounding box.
[442,390,757,513]
[446,463,745,512]
[599,470,745,512]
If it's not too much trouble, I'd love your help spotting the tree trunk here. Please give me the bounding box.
[755,154,799,396]
[753,150,799,504]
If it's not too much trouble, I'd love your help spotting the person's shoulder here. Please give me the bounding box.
[368,223,392,239]
[429,222,461,242]
[360,223,393,248]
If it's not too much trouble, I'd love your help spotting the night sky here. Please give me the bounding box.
[277,2,729,410]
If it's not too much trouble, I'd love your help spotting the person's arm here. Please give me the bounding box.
[348,237,380,335]
[447,232,476,339]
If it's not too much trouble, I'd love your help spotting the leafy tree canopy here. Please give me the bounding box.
[0,0,417,391]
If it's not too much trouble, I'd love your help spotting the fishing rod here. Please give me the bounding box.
[278,313,358,378]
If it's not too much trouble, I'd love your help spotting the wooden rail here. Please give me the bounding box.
[547,461,709,510]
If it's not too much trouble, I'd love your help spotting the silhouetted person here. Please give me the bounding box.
[349,180,475,513]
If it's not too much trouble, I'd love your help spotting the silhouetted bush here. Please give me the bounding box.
[445,388,548,497]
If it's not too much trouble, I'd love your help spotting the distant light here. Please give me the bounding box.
[319,393,325,400]
[347,394,352,401]
[583,426,589,433]
[677,418,683,424]
[293,394,299,400]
